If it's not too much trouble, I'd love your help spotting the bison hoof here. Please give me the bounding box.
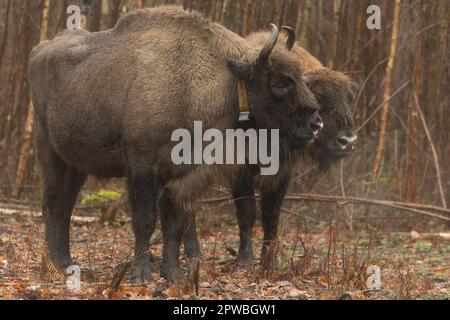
[160,265,184,282]
[236,249,254,266]
[131,253,155,283]
[43,254,73,270]
[40,255,73,279]
[131,263,153,283]
[184,246,202,258]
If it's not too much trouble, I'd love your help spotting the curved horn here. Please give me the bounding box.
[258,23,279,64]
[281,26,296,51]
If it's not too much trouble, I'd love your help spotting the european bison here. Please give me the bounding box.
[29,6,321,282]
[182,29,358,265]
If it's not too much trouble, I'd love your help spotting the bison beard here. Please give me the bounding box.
[29,6,321,282]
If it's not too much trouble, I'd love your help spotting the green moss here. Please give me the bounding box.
[81,188,123,208]
[413,241,432,251]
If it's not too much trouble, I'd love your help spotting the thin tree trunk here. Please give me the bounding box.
[299,0,310,47]
[331,0,341,68]
[220,0,229,25]
[273,0,284,26]
[372,0,401,180]
[88,0,103,32]
[12,0,51,198]
[406,2,422,202]
[414,93,447,208]
[109,0,123,28]
[1,1,27,144]
[434,1,448,194]
[241,0,252,35]
[294,0,305,39]
[214,0,222,21]
[55,0,69,34]
[0,0,12,69]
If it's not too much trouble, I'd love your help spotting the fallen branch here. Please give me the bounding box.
[3,193,449,223]
[285,194,450,215]
[0,206,97,223]
[201,193,450,222]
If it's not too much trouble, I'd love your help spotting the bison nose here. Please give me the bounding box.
[336,130,357,151]
[308,113,323,138]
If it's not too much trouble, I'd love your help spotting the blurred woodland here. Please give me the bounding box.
[0,0,449,300]
[1,0,448,216]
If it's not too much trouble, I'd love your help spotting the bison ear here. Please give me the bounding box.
[227,59,254,81]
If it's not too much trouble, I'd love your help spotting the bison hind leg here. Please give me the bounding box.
[182,213,202,258]
[36,124,86,271]
[159,190,188,282]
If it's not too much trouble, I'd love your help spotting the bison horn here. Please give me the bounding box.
[258,23,279,64]
[281,26,296,51]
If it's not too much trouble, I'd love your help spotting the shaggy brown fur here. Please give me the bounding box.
[29,6,320,282]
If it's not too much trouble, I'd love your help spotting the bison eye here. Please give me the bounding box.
[270,75,293,98]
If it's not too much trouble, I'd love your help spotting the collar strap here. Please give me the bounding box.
[237,80,251,122]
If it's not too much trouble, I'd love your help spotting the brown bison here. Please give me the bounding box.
[29,6,322,282]
[182,29,358,265]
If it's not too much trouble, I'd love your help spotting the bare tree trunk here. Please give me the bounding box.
[220,0,229,25]
[294,0,305,39]
[414,93,447,208]
[299,0,310,48]
[0,0,12,68]
[331,0,341,68]
[12,0,52,199]
[434,0,448,198]
[406,2,422,202]
[88,0,103,32]
[54,0,69,34]
[213,0,222,21]
[372,0,401,180]
[108,0,124,28]
[1,1,27,144]
[241,0,253,35]
[273,0,284,26]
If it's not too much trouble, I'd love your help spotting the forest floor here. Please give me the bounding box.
[0,200,449,300]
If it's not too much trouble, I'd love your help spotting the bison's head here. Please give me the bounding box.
[305,69,358,170]
[246,27,358,170]
[227,24,323,151]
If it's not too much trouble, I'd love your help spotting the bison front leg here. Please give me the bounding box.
[232,171,257,266]
[182,213,202,258]
[260,175,290,260]
[159,190,186,281]
[127,169,158,283]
